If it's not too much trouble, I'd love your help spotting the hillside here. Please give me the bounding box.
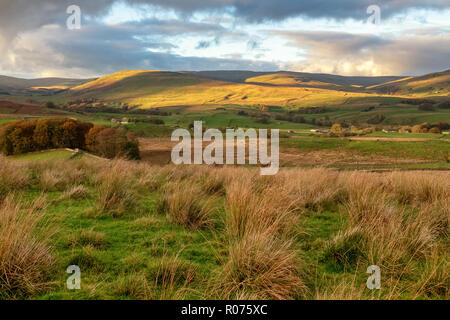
[370,69,450,96]
[192,71,403,89]
[0,69,449,110]
[0,75,91,95]
[244,72,404,91]
[67,70,369,108]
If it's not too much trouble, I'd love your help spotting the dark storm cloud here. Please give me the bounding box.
[1,0,449,36]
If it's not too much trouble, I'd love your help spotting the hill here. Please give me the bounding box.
[244,72,404,91]
[0,75,91,95]
[66,70,369,108]
[370,69,450,96]
[191,70,403,89]
[0,69,449,110]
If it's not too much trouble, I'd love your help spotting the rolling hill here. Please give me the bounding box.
[243,72,404,91]
[0,75,91,95]
[369,69,450,96]
[66,70,368,108]
[191,70,403,88]
[0,69,449,110]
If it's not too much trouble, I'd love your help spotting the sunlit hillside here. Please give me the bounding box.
[244,72,404,91]
[370,70,450,96]
[68,70,369,108]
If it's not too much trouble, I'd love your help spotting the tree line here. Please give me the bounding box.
[0,118,140,159]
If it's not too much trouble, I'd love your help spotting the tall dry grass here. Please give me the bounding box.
[216,170,307,300]
[158,180,217,230]
[0,196,55,299]
[220,233,306,299]
[0,156,30,199]
[94,161,140,217]
[0,154,448,300]
[326,170,449,277]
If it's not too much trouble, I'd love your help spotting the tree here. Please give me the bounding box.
[45,101,57,109]
[330,123,343,134]
[429,127,441,134]
[85,126,106,153]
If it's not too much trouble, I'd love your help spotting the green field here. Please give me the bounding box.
[1,158,448,300]
[12,150,75,161]
[282,137,449,159]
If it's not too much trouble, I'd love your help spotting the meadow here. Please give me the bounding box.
[0,155,448,300]
[0,69,449,300]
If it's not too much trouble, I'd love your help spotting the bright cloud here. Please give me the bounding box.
[0,0,448,78]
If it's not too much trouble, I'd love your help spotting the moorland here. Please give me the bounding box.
[0,69,449,300]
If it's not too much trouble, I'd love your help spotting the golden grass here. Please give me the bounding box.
[158,180,217,230]
[0,155,448,300]
[0,196,55,299]
[0,155,30,198]
[94,162,140,217]
[219,234,306,299]
[216,169,307,300]
[59,185,89,201]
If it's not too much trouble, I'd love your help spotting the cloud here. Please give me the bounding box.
[1,22,277,78]
[0,0,448,77]
[275,31,450,76]
[123,0,450,22]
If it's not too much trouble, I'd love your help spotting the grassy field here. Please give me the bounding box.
[11,150,75,161]
[282,136,449,160]
[0,157,448,300]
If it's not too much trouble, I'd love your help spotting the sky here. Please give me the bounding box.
[0,0,449,79]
